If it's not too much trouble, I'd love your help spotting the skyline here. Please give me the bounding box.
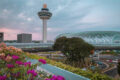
[0,0,120,40]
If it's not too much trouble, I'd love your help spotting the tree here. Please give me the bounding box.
[53,37,67,51]
[117,61,120,76]
[53,37,95,67]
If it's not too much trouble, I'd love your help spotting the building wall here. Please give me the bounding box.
[17,34,32,43]
[0,32,4,42]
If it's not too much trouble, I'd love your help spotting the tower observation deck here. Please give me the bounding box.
[38,4,52,43]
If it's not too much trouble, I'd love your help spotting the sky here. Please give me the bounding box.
[0,0,120,40]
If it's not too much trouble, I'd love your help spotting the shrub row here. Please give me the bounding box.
[26,53,113,80]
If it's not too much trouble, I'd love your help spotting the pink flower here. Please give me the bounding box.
[45,78,50,80]
[7,64,14,68]
[27,69,37,77]
[24,62,31,67]
[12,72,20,78]
[0,75,7,80]
[12,55,19,60]
[57,75,65,80]
[46,75,65,80]
[16,61,23,65]
[38,59,46,64]
[5,55,12,62]
[0,42,6,48]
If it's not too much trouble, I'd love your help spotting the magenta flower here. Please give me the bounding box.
[24,62,31,67]
[7,64,14,68]
[46,75,65,80]
[38,59,46,64]
[16,61,23,65]
[0,75,7,80]
[12,55,19,60]
[27,69,37,77]
[12,72,20,78]
[45,78,50,80]
[57,75,65,80]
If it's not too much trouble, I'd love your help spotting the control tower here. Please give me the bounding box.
[38,4,52,43]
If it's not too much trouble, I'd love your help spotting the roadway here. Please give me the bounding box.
[104,66,118,78]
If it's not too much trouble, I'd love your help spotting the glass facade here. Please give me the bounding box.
[6,43,54,48]
[57,31,120,47]
[5,31,120,48]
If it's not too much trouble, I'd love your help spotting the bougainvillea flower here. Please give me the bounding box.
[0,75,7,80]
[46,75,65,80]
[57,75,65,80]
[45,78,50,80]
[16,61,23,65]
[5,55,12,62]
[0,53,5,57]
[24,62,31,67]
[0,42,7,48]
[0,53,5,59]
[12,55,19,60]
[27,69,37,77]
[38,59,46,64]
[7,64,14,68]
[12,72,21,78]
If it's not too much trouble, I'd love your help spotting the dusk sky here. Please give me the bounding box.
[0,0,120,40]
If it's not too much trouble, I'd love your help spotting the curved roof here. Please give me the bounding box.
[57,31,120,44]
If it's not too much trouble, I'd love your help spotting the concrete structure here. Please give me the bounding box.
[0,32,4,42]
[17,33,32,43]
[38,4,52,43]
[4,31,120,50]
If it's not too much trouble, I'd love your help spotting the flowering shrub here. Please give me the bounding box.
[45,75,65,80]
[0,43,38,80]
[0,42,65,80]
[39,59,47,64]
[27,54,113,80]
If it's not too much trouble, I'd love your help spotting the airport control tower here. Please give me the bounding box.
[38,4,52,43]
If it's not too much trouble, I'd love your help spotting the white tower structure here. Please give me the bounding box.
[38,4,52,43]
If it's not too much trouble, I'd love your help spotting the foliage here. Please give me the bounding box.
[0,43,39,80]
[100,51,118,56]
[117,62,120,76]
[53,37,94,67]
[27,54,113,80]
[38,51,61,54]
[0,43,65,80]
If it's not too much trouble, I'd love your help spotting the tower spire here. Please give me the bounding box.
[43,4,47,8]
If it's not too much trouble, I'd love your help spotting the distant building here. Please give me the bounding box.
[0,32,4,42]
[17,33,32,43]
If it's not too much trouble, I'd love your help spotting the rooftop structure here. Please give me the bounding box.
[57,31,120,44]
[17,33,32,43]
[0,32,4,42]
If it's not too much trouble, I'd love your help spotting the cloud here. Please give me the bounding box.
[18,13,26,19]
[27,17,33,21]
[0,0,120,40]
[0,9,12,19]
[0,28,22,40]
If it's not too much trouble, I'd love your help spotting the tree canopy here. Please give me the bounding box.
[53,37,95,67]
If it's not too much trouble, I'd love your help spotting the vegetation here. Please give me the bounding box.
[100,51,119,56]
[37,51,61,54]
[27,54,113,80]
[118,61,120,76]
[0,43,65,80]
[53,37,94,67]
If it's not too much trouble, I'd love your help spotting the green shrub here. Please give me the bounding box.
[26,54,113,80]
